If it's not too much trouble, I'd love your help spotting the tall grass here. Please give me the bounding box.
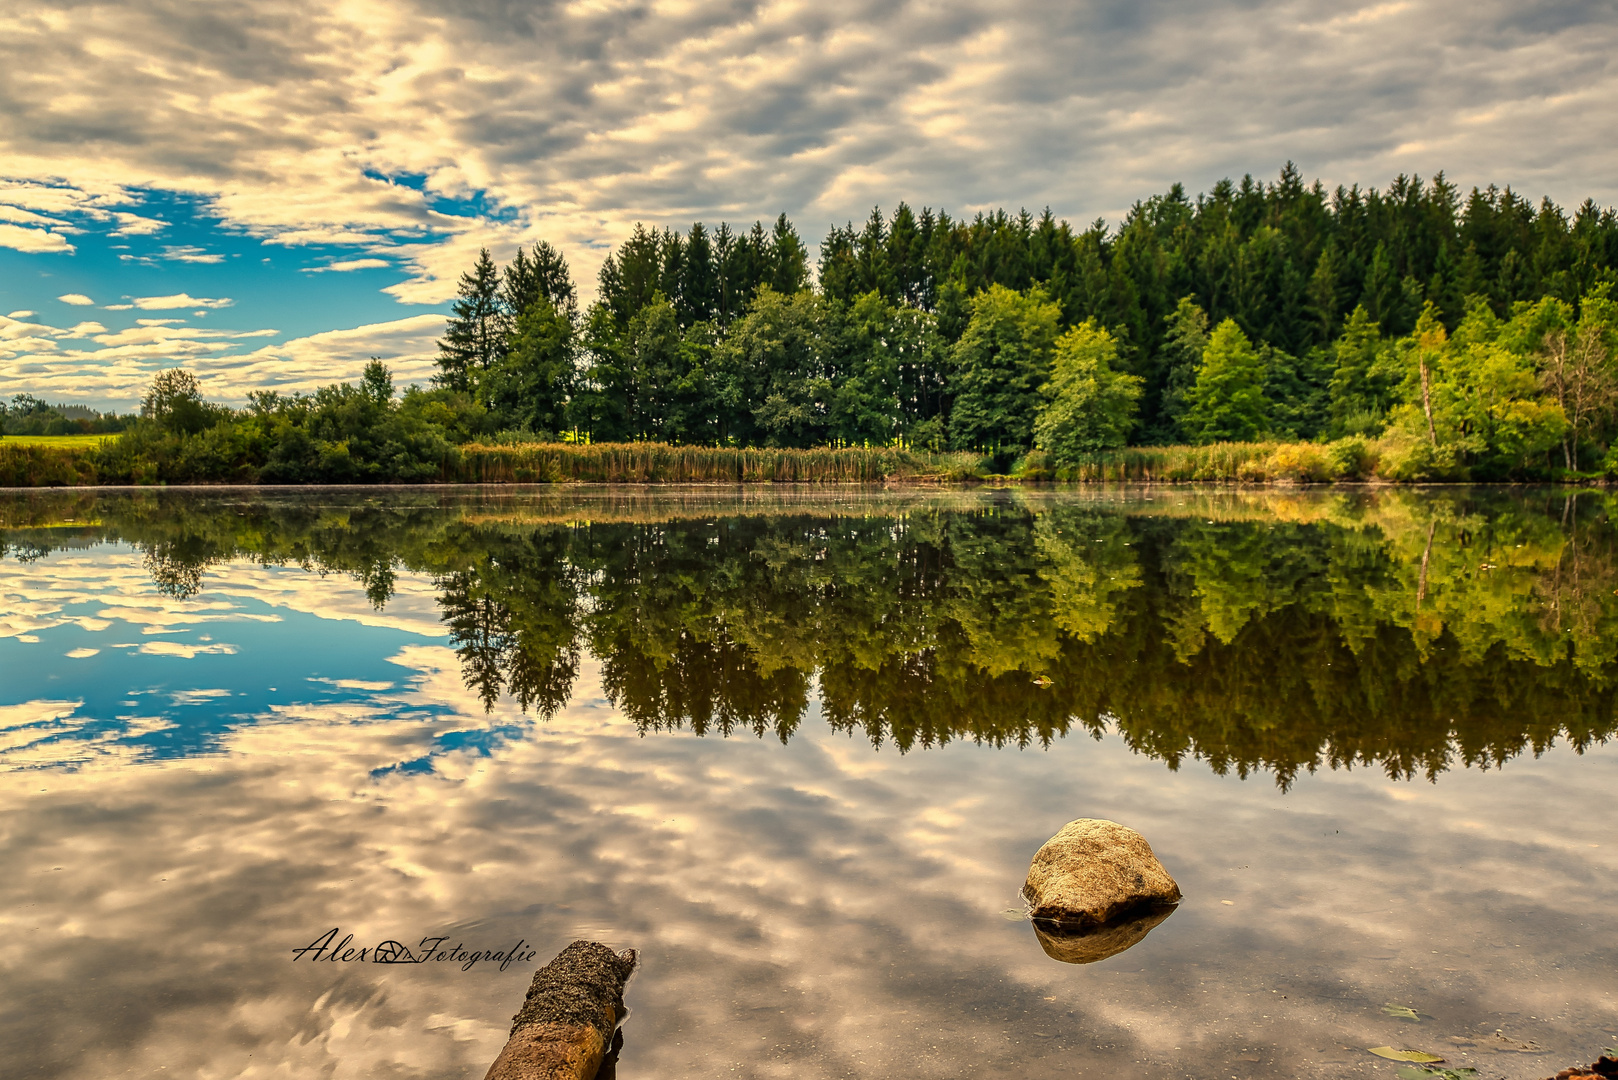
[0,443,102,487]
[1062,439,1380,483]
[451,442,979,484]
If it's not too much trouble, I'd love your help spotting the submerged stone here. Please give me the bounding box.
[484,940,637,1080]
[1022,818,1181,927]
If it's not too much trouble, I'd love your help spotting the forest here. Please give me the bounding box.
[8,164,1618,485]
[435,164,1618,479]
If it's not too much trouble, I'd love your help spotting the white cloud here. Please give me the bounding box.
[0,306,441,406]
[7,310,35,319]
[0,0,1605,315]
[0,222,73,253]
[57,293,95,305]
[108,211,166,236]
[160,245,224,264]
[302,258,392,273]
[197,314,446,397]
[0,204,64,227]
[132,294,233,310]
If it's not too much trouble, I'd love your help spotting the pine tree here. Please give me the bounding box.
[435,248,504,393]
[503,242,578,324]
[1154,298,1210,442]
[770,214,809,295]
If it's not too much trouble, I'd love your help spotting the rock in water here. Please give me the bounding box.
[1022,818,1181,927]
[484,941,638,1080]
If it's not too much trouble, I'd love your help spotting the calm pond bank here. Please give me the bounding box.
[2,486,1614,1078]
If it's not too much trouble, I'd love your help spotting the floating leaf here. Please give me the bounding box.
[1382,1002,1422,1021]
[1369,1047,1445,1063]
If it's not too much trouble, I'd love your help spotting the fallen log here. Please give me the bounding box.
[483,941,638,1080]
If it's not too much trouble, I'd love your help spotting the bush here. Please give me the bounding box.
[1325,438,1378,480]
[1259,444,1334,483]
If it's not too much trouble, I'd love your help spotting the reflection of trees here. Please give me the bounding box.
[435,528,581,717]
[8,487,1618,784]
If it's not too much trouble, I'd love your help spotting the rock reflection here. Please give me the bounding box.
[5,486,1618,784]
[1030,904,1178,965]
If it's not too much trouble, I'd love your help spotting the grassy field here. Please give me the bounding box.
[0,434,115,448]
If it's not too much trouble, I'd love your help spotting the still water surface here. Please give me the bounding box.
[2,486,1615,1078]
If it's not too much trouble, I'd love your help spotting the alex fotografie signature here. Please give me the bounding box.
[292,928,539,972]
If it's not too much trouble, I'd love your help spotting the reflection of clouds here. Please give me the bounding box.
[136,641,239,658]
[0,699,176,766]
[2,543,1616,1078]
[0,551,445,642]
[207,563,449,638]
[3,630,1614,1077]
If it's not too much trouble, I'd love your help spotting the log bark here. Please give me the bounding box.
[484,941,637,1080]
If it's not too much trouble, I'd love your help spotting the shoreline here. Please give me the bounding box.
[4,437,1615,489]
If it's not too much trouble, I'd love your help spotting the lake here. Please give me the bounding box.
[2,485,1615,1079]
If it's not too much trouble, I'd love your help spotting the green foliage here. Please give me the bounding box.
[1329,305,1399,436]
[141,369,227,436]
[1153,298,1210,442]
[480,296,576,438]
[1185,320,1270,443]
[1382,302,1568,479]
[423,172,1618,455]
[948,284,1062,452]
[829,291,946,446]
[1262,343,1333,440]
[1033,320,1143,463]
[713,288,836,448]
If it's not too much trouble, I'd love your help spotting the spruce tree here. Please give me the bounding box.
[503,242,578,324]
[435,248,504,393]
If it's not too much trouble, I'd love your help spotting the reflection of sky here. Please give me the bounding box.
[2,545,1616,1079]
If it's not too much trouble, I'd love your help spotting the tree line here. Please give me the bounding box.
[1,396,131,436]
[437,164,1618,476]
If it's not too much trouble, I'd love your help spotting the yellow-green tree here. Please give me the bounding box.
[1033,320,1143,464]
[1184,319,1269,443]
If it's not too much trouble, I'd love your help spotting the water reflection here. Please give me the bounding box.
[2,487,1616,1080]
[5,486,1616,784]
[1032,905,1178,965]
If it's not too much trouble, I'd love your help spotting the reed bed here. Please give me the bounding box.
[1063,439,1379,483]
[452,442,976,484]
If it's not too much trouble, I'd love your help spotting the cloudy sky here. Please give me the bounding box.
[3,0,1616,409]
